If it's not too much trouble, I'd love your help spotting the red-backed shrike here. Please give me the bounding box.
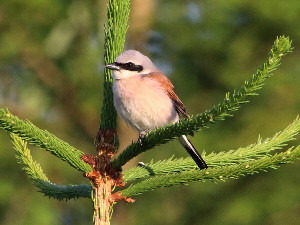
[106,50,207,170]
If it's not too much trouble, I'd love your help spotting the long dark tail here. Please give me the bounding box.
[178,135,208,170]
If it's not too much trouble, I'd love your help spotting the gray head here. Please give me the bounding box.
[105,50,159,80]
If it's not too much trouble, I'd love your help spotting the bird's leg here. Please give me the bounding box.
[138,130,147,146]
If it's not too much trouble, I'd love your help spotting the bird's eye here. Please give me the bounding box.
[126,62,134,68]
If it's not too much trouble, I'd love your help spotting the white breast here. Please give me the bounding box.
[113,76,179,132]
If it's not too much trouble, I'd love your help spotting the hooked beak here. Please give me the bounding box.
[105,62,120,71]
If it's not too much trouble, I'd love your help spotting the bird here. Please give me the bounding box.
[105,50,208,170]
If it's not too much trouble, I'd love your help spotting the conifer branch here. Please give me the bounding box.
[0,109,92,172]
[112,36,293,169]
[36,181,91,200]
[121,146,300,197]
[11,134,92,200]
[100,0,130,130]
[123,116,300,181]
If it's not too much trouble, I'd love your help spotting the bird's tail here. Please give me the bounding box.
[178,135,208,170]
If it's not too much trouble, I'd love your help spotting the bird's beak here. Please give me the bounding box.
[105,62,120,71]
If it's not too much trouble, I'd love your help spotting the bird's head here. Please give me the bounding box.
[105,50,158,80]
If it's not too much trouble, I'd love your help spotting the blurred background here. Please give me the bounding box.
[0,0,300,224]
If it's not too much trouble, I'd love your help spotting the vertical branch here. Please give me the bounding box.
[81,1,131,224]
[100,0,130,130]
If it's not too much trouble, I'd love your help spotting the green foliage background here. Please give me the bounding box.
[0,0,300,224]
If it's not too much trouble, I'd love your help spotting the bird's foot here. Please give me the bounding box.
[138,131,147,146]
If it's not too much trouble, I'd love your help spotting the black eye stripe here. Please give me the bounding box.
[115,62,143,72]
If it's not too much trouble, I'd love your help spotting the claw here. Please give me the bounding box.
[138,131,147,146]
[137,137,143,145]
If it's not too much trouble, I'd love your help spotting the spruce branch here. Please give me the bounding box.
[123,116,300,182]
[112,36,293,169]
[100,0,130,130]
[11,134,92,200]
[0,109,92,172]
[121,146,300,197]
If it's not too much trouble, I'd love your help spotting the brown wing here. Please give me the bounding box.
[142,71,188,119]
